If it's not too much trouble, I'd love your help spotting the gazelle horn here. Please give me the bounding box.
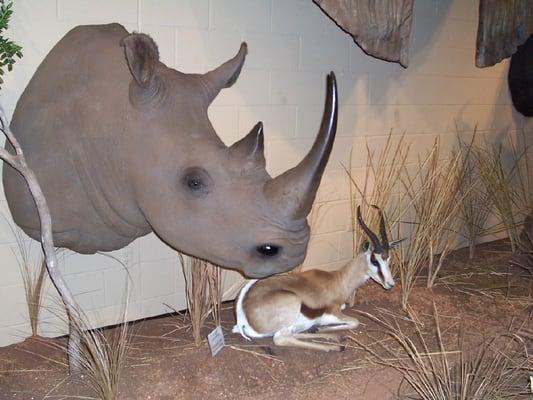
[357,205,382,253]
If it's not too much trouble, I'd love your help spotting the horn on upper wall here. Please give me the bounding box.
[476,0,533,68]
[313,0,414,68]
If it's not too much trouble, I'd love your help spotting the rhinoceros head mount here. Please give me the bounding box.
[3,24,337,278]
[122,33,338,277]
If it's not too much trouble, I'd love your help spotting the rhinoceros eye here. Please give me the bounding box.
[187,177,203,191]
[256,244,281,258]
[182,167,211,196]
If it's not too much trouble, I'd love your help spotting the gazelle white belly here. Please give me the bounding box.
[232,279,270,339]
[291,312,344,333]
[233,279,345,339]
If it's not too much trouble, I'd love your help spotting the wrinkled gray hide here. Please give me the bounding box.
[313,0,414,67]
[3,24,338,278]
[476,0,533,67]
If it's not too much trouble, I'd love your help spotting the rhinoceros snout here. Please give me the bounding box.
[242,256,305,278]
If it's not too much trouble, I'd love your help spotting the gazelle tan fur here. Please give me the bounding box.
[232,205,403,352]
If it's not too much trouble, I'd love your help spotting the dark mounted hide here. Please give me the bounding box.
[508,35,533,116]
[313,0,414,67]
[476,0,533,67]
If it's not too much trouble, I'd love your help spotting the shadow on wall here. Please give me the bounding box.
[360,0,451,105]
[369,0,526,156]
[265,0,457,178]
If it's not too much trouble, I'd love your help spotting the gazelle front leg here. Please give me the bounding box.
[273,329,345,352]
[314,312,360,333]
[292,332,342,342]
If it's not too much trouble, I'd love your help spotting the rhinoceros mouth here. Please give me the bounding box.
[242,255,306,278]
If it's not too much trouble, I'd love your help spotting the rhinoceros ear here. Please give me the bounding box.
[202,42,247,104]
[121,33,160,89]
[229,122,265,170]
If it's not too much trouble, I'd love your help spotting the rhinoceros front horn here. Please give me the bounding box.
[264,72,338,219]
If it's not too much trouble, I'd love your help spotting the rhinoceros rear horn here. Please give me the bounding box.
[202,43,247,103]
[264,72,338,219]
[121,33,160,89]
[229,122,265,168]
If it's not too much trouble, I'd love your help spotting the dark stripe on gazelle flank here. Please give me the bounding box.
[300,304,327,319]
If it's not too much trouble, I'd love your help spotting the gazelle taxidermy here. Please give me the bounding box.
[232,205,404,351]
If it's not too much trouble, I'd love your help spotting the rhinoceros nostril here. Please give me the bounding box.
[256,244,280,257]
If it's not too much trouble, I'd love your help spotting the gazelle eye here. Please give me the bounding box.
[370,253,380,267]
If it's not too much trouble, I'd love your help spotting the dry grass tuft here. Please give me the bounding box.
[35,253,134,399]
[344,130,532,309]
[350,306,532,400]
[396,138,464,306]
[394,224,430,310]
[9,223,47,336]
[406,138,463,288]
[474,133,532,253]
[475,144,521,252]
[344,133,410,304]
[457,132,492,259]
[508,132,533,223]
[345,135,465,307]
[178,253,222,345]
[71,315,131,399]
[39,297,132,400]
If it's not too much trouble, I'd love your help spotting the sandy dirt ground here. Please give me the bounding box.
[0,240,531,399]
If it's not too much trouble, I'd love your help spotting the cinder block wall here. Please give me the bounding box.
[0,0,527,346]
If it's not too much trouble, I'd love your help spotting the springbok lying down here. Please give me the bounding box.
[232,205,404,351]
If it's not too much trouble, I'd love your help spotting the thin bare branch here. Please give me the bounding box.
[0,108,82,373]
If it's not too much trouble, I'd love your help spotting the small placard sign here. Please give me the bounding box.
[207,325,225,357]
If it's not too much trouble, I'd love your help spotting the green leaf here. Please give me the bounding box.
[0,1,21,88]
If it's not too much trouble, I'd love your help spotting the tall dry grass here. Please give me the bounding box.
[70,313,130,399]
[346,136,468,308]
[344,133,410,305]
[58,255,131,398]
[9,224,47,336]
[457,133,492,259]
[401,138,464,289]
[393,130,532,306]
[475,144,521,252]
[352,306,532,400]
[178,253,222,345]
[342,130,532,307]
[394,223,429,310]
[474,133,532,253]
[42,281,132,400]
[508,132,533,221]
[346,134,410,254]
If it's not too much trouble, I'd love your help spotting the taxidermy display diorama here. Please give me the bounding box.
[233,206,404,352]
[2,23,338,279]
[1,1,532,398]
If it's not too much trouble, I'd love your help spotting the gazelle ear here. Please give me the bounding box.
[389,238,407,248]
[362,240,370,252]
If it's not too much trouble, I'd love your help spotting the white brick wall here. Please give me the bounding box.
[0,0,527,346]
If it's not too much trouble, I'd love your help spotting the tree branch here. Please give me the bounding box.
[0,108,81,374]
